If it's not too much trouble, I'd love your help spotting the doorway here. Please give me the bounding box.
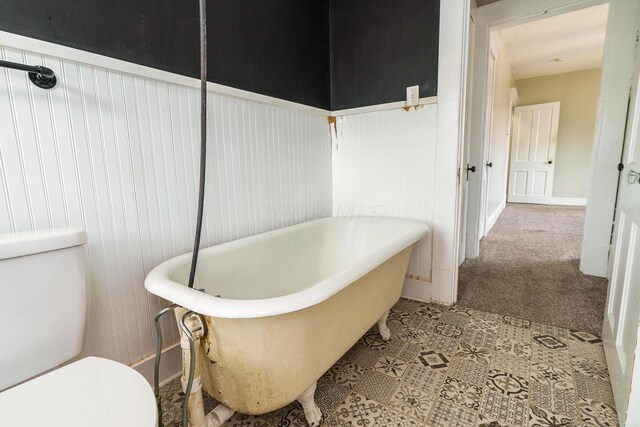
[458,1,612,333]
[453,0,640,423]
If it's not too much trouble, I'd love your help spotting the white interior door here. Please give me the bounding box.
[603,52,640,427]
[478,47,497,237]
[507,102,560,204]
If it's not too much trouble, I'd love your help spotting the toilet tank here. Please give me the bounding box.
[0,228,87,391]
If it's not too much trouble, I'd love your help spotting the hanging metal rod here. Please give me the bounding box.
[0,59,57,89]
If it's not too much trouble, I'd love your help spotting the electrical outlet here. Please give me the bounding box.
[406,85,419,107]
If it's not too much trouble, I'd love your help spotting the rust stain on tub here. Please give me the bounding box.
[195,248,413,415]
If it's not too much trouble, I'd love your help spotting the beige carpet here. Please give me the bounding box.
[458,203,608,336]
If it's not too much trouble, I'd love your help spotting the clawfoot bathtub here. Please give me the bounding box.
[145,216,428,425]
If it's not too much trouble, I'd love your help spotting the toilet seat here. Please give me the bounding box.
[0,356,157,426]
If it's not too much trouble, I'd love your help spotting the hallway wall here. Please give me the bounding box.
[485,39,513,233]
[515,68,601,199]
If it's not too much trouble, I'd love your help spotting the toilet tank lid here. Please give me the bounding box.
[0,227,87,261]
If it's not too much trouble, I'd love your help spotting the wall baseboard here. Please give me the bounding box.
[547,197,588,206]
[507,196,587,207]
[131,342,182,387]
[580,244,609,278]
[401,277,432,302]
[485,200,506,236]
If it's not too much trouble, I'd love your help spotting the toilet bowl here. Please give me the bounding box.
[0,228,156,426]
[0,357,156,426]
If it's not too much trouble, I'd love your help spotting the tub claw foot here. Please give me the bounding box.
[378,311,391,341]
[297,382,322,427]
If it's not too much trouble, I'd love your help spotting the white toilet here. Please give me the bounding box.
[0,228,157,426]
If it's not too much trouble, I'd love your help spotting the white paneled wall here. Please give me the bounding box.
[332,105,437,282]
[0,45,332,367]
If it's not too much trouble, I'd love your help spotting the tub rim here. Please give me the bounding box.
[144,216,428,318]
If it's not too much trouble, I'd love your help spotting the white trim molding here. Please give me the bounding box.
[477,0,607,30]
[489,31,504,55]
[511,87,519,106]
[330,96,437,117]
[401,277,432,302]
[485,199,506,235]
[508,197,587,206]
[433,0,470,305]
[581,0,640,278]
[548,197,587,206]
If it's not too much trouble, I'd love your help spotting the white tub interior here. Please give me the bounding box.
[146,216,428,318]
[172,218,420,299]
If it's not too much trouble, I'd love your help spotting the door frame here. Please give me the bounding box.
[431,0,471,304]
[459,5,478,267]
[437,0,635,305]
[580,0,640,277]
[463,0,611,261]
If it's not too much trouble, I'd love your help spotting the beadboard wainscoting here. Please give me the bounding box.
[0,45,332,378]
[332,105,437,300]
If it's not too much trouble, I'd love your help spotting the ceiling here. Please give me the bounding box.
[499,3,608,80]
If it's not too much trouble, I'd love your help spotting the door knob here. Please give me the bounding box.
[465,164,476,181]
[547,160,553,164]
[486,162,493,168]
[628,169,639,184]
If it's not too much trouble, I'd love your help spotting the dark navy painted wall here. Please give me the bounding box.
[329,0,440,110]
[0,0,331,109]
[0,1,440,110]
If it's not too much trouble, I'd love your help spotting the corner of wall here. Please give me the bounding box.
[327,0,335,111]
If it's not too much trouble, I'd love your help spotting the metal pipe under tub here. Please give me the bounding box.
[153,304,177,416]
[177,308,235,427]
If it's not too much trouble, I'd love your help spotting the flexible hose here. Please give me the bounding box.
[187,0,208,289]
[153,304,177,425]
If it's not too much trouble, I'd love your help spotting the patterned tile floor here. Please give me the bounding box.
[159,299,618,426]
